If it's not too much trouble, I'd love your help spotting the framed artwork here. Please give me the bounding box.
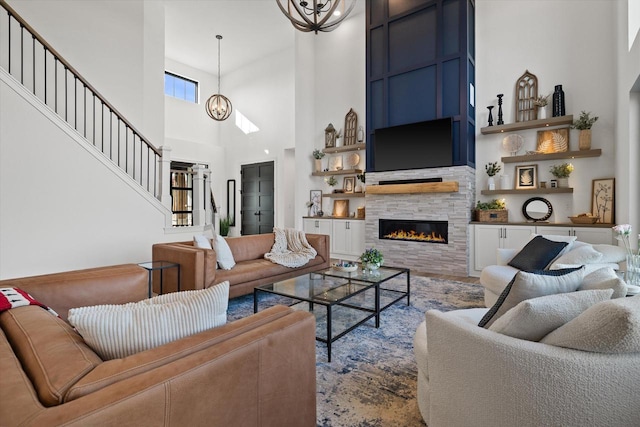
[536,128,569,153]
[329,155,343,171]
[515,164,537,189]
[591,178,615,224]
[333,199,349,217]
[343,108,358,146]
[309,190,322,217]
[343,176,356,193]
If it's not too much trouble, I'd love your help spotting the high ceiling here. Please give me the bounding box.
[164,1,295,75]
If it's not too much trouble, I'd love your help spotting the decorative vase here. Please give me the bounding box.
[557,177,569,188]
[314,159,322,172]
[487,176,496,191]
[500,175,511,190]
[627,255,640,286]
[363,262,380,272]
[578,129,592,150]
[538,106,547,120]
[552,84,565,117]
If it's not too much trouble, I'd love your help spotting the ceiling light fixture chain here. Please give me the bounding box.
[205,34,232,121]
[276,0,356,34]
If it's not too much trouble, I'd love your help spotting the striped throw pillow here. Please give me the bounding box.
[68,281,229,360]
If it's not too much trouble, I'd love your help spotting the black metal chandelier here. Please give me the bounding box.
[205,35,232,121]
[276,0,356,34]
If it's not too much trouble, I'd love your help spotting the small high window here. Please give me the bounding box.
[164,72,198,103]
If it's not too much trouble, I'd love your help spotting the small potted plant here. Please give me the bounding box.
[219,215,232,236]
[485,161,501,190]
[312,149,325,172]
[549,162,574,188]
[571,111,599,150]
[359,248,384,272]
[325,176,338,188]
[533,94,550,119]
[474,199,507,222]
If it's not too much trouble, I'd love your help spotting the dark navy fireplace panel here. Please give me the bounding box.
[379,219,448,244]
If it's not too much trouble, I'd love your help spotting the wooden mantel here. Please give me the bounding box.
[366,181,459,195]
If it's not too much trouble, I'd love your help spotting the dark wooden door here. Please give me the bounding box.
[240,161,274,235]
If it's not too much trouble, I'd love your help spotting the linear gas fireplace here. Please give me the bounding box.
[379,219,448,244]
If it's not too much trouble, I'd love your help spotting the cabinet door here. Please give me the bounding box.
[348,221,365,256]
[332,220,349,255]
[302,219,316,234]
[535,226,573,238]
[573,227,614,245]
[503,225,535,249]
[473,225,503,271]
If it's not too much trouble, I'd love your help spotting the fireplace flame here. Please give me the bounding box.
[383,229,446,243]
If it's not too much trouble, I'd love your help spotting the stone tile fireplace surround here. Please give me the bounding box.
[365,166,476,276]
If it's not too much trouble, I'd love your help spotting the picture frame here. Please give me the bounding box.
[536,128,569,153]
[591,178,615,224]
[309,190,322,217]
[333,199,349,217]
[343,176,356,193]
[515,164,537,189]
[329,155,343,171]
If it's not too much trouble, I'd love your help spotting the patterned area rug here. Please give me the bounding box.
[228,275,484,427]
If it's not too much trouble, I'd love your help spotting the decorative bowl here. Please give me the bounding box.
[334,264,357,272]
[568,216,598,224]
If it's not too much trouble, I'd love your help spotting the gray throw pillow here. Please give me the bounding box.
[479,266,585,328]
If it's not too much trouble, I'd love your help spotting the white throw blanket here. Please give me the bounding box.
[264,227,317,268]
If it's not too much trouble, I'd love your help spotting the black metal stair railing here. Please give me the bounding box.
[0,0,161,198]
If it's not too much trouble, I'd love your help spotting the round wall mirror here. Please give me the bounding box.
[522,197,553,222]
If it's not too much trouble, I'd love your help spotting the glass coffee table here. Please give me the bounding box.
[253,265,410,362]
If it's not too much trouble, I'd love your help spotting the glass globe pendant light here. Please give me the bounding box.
[205,35,232,121]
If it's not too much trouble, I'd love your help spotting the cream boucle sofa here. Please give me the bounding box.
[414,308,640,427]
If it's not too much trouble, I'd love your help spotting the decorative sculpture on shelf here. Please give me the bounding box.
[515,70,538,122]
[497,94,504,125]
[487,106,494,126]
[324,123,336,148]
[343,108,358,146]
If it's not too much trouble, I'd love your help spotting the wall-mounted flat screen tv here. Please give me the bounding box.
[372,117,453,172]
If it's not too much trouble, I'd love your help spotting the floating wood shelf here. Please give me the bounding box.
[480,115,573,135]
[312,169,363,176]
[481,187,574,195]
[501,149,601,163]
[322,143,366,154]
[367,181,459,194]
[322,193,366,198]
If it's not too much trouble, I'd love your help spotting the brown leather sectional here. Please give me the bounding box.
[152,233,330,298]
[0,264,317,426]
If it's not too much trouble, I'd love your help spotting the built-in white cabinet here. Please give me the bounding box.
[303,218,332,238]
[332,219,365,260]
[470,223,617,277]
[473,224,535,272]
[534,226,614,245]
[302,217,365,260]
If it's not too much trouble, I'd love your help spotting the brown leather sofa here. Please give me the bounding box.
[0,264,317,426]
[152,232,330,298]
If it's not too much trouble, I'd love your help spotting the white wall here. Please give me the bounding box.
[310,3,366,218]
[615,0,640,250]
[0,74,197,279]
[476,0,617,223]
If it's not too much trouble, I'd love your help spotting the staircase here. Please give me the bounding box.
[0,0,162,199]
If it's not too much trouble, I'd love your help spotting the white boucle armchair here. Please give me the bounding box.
[413,308,640,427]
[481,240,625,307]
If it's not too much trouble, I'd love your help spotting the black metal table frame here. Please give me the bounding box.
[253,267,409,362]
[138,261,181,298]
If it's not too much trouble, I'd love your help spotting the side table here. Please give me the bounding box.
[138,261,180,297]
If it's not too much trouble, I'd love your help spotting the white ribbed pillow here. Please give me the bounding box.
[68,281,229,360]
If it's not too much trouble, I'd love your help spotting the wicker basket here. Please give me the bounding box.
[475,209,508,223]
